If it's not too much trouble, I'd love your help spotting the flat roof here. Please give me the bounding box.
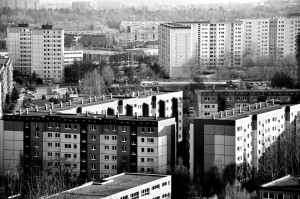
[198,103,286,121]
[261,175,300,193]
[49,173,169,199]
[160,23,191,28]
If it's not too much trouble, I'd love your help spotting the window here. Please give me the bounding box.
[112,146,117,150]
[34,133,39,138]
[148,128,154,133]
[74,154,77,159]
[147,148,154,153]
[141,188,149,196]
[55,153,60,157]
[55,123,60,128]
[55,143,60,147]
[122,127,126,132]
[236,97,241,101]
[91,165,96,170]
[47,123,52,128]
[147,138,154,143]
[112,126,117,131]
[104,165,109,170]
[65,144,71,149]
[112,165,117,170]
[152,184,160,190]
[34,152,39,157]
[91,125,96,131]
[48,133,52,138]
[55,133,60,138]
[105,135,109,140]
[130,192,139,199]
[122,137,127,142]
[65,124,71,129]
[65,154,71,158]
[141,138,145,142]
[104,126,109,131]
[74,144,77,149]
[141,158,145,162]
[147,168,154,173]
[104,145,109,150]
[141,148,145,152]
[147,158,154,163]
[112,136,117,140]
[48,152,52,157]
[91,145,96,150]
[48,143,52,147]
[120,196,128,199]
[112,155,117,160]
[65,134,71,139]
[91,135,96,140]
[74,135,77,139]
[34,142,39,148]
[122,156,127,162]
[74,125,77,130]
[141,128,145,133]
[105,155,109,160]
[91,155,96,160]
[122,147,127,152]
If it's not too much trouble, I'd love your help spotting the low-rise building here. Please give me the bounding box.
[64,50,83,66]
[46,173,171,199]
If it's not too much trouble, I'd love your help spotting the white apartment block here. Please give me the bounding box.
[120,21,164,33]
[158,23,191,78]
[242,17,300,59]
[7,24,64,83]
[190,21,243,68]
[64,50,83,66]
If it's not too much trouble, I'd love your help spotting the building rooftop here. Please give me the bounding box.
[261,175,300,193]
[197,101,288,121]
[48,173,169,199]
[198,89,300,94]
[160,23,191,28]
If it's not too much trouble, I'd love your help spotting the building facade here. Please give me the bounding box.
[64,50,83,66]
[158,23,191,78]
[196,89,300,117]
[0,0,40,9]
[47,173,171,199]
[189,102,300,180]
[7,24,64,83]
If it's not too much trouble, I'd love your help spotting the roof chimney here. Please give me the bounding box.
[225,110,227,116]
[116,111,119,118]
[212,113,215,119]
[103,95,105,100]
[259,102,262,108]
[255,103,258,109]
[49,109,52,115]
[45,104,48,110]
[154,114,157,120]
[239,107,242,113]
[248,104,251,111]
[135,113,138,119]
[272,99,275,105]
[94,96,97,102]
[19,109,22,115]
[35,105,38,112]
[51,103,54,109]
[265,101,268,107]
[86,111,89,117]
[105,110,107,118]
[132,92,135,98]
[157,87,159,93]
[110,93,113,99]
[137,91,139,97]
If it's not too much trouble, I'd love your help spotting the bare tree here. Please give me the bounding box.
[183,56,203,81]
[101,65,115,86]
[79,69,103,97]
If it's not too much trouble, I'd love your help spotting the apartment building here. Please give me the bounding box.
[63,50,83,66]
[0,58,13,116]
[190,21,243,68]
[0,0,40,9]
[196,89,300,117]
[0,112,176,181]
[189,102,300,180]
[7,24,64,83]
[120,21,163,33]
[47,173,171,199]
[241,18,300,59]
[158,23,191,78]
[260,175,300,198]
